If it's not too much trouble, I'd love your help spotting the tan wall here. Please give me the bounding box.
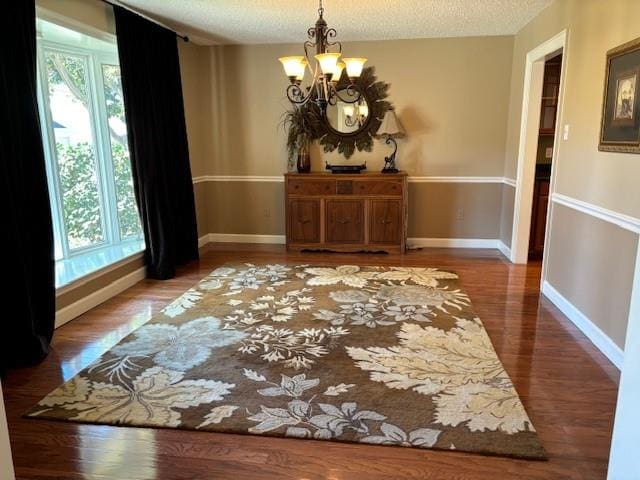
[408,183,502,239]
[195,36,514,238]
[179,41,212,178]
[206,182,285,235]
[505,0,640,349]
[504,0,640,218]
[37,0,115,35]
[205,36,514,176]
[198,181,504,239]
[56,255,145,310]
[499,185,515,247]
[546,205,638,348]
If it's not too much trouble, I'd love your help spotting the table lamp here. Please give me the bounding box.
[375,108,406,173]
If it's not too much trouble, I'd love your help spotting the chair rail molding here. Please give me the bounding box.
[551,193,640,234]
[192,175,517,185]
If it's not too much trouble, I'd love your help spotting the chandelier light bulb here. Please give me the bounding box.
[279,56,306,81]
[315,52,341,80]
[333,61,346,81]
[343,105,355,117]
[358,103,369,118]
[295,59,308,81]
[343,57,367,78]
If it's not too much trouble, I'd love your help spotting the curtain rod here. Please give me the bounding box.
[100,0,189,42]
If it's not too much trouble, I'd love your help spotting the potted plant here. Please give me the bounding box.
[282,104,319,173]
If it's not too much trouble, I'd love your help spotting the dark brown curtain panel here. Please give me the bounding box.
[113,6,199,280]
[0,1,55,370]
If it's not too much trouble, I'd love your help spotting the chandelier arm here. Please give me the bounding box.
[324,29,341,53]
[333,85,363,104]
[303,40,316,71]
[286,83,316,106]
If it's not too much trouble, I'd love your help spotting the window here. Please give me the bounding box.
[36,17,144,288]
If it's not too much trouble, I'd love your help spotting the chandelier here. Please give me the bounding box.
[343,99,369,127]
[278,0,367,113]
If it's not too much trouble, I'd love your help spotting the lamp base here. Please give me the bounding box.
[381,137,399,174]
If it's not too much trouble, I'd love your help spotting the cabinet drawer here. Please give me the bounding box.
[353,180,403,196]
[369,200,402,244]
[325,200,364,243]
[288,179,335,195]
[287,199,320,243]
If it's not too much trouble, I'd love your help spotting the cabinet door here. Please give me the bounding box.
[288,199,320,244]
[326,200,364,243]
[529,179,549,257]
[532,182,549,252]
[369,199,402,244]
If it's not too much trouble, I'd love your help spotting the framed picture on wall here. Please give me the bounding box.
[599,36,640,153]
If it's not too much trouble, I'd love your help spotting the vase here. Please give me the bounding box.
[296,141,311,173]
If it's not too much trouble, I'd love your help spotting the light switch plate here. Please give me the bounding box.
[563,124,570,140]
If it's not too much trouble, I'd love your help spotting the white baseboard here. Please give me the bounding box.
[497,241,511,259]
[542,280,624,369]
[55,267,146,329]
[199,234,508,251]
[407,238,499,249]
[198,234,211,248]
[203,233,286,245]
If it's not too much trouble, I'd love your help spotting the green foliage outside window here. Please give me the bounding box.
[47,52,142,248]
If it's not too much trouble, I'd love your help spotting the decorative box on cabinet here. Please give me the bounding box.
[285,172,408,254]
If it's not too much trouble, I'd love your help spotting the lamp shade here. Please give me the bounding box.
[295,59,308,81]
[315,52,341,76]
[375,109,406,138]
[342,57,367,78]
[279,56,306,79]
[333,61,346,80]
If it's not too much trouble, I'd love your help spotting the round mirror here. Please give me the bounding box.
[326,89,370,134]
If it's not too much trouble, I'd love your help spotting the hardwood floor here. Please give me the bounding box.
[3,244,619,479]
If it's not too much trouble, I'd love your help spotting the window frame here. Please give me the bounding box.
[35,28,142,263]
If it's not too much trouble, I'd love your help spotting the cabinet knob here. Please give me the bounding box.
[381,219,392,225]
[298,218,311,224]
[337,218,351,224]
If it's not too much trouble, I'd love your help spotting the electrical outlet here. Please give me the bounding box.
[456,208,464,220]
[563,124,570,140]
[545,147,553,158]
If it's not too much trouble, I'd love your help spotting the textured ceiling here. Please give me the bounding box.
[117,0,553,45]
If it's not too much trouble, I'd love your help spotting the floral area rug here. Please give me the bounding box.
[27,264,545,459]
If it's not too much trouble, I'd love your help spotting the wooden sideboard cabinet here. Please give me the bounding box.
[285,172,408,254]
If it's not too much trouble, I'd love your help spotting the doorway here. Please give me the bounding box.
[528,53,562,260]
[510,30,567,269]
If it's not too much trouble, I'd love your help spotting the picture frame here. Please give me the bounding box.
[599,36,640,153]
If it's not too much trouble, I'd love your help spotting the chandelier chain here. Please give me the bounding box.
[318,0,324,18]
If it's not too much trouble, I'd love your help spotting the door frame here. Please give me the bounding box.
[607,241,640,478]
[510,30,568,267]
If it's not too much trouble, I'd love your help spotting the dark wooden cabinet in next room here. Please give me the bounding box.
[285,172,408,253]
[529,178,550,259]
